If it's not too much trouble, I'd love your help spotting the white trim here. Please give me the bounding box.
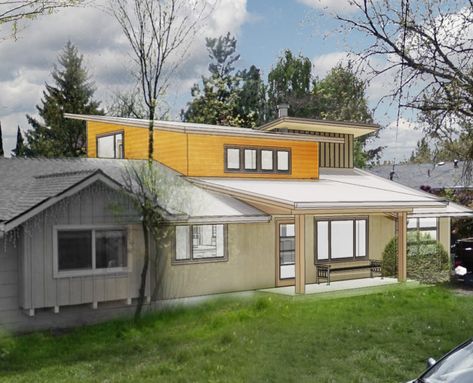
[53,224,130,279]
[64,113,344,144]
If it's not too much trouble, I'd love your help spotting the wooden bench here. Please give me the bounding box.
[315,260,383,285]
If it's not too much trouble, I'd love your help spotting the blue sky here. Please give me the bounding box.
[0,0,425,160]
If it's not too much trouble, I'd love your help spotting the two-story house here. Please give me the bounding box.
[0,111,470,331]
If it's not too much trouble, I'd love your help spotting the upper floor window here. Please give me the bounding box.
[225,146,291,174]
[97,132,124,159]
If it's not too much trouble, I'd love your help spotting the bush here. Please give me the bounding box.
[382,237,450,284]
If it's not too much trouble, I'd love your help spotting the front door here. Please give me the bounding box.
[276,220,295,286]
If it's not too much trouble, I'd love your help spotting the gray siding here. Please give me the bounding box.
[0,181,150,332]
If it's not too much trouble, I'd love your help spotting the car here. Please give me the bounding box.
[408,338,473,382]
[452,238,473,284]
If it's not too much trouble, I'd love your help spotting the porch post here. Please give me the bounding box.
[295,214,306,294]
[397,212,407,282]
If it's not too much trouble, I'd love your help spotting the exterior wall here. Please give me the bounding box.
[286,130,354,168]
[154,221,276,300]
[304,214,395,283]
[87,121,319,179]
[8,182,147,332]
[438,217,451,252]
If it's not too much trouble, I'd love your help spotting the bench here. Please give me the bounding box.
[315,260,383,285]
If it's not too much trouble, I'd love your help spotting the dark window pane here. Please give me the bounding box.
[95,230,127,269]
[58,231,92,271]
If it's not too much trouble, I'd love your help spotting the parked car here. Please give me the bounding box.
[409,338,473,382]
[452,238,473,283]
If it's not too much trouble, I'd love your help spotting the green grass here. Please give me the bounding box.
[1,285,473,382]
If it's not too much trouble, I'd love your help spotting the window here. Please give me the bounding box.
[226,148,240,169]
[175,224,226,262]
[55,227,127,276]
[244,149,257,170]
[315,218,368,262]
[407,218,437,243]
[97,132,124,159]
[279,223,295,279]
[224,146,292,173]
[261,150,274,170]
[277,150,289,171]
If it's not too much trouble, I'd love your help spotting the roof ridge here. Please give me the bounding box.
[34,169,97,179]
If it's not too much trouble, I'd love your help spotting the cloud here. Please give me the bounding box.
[0,0,249,156]
[366,118,425,162]
[298,0,359,14]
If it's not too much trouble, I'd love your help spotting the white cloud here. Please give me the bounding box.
[312,51,351,77]
[0,0,250,156]
[298,0,359,14]
[367,118,425,162]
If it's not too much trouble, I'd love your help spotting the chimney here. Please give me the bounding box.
[277,104,289,118]
[454,159,459,168]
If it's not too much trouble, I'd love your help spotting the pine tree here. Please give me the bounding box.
[26,41,103,157]
[0,122,4,158]
[13,126,26,157]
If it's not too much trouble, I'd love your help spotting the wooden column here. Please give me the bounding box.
[295,214,306,294]
[397,212,407,282]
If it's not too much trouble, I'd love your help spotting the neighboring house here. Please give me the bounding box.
[1,113,471,332]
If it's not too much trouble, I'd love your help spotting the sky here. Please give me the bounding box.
[0,0,427,160]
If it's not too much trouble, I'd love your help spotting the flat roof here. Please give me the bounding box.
[65,114,345,144]
[190,168,448,211]
[257,117,379,138]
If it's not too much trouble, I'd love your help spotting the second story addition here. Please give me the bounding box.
[67,114,378,179]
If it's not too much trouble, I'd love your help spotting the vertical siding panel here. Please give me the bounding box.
[81,277,93,303]
[344,134,349,168]
[31,217,45,309]
[43,214,56,307]
[349,135,354,168]
[69,278,82,305]
[334,134,340,168]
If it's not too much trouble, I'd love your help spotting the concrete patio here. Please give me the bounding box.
[260,277,401,296]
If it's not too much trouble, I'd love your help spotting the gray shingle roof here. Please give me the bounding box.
[0,158,268,227]
[369,161,471,190]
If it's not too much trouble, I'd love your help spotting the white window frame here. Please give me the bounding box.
[315,217,369,262]
[173,224,228,264]
[96,131,124,159]
[407,217,438,244]
[53,225,130,278]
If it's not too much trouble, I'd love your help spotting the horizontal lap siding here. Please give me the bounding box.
[187,134,318,179]
[87,121,319,179]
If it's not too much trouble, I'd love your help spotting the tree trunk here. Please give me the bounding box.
[134,218,150,321]
[148,105,155,162]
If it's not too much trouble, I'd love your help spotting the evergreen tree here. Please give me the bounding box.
[26,41,103,157]
[12,126,26,157]
[0,122,4,158]
[409,137,433,164]
[183,33,263,128]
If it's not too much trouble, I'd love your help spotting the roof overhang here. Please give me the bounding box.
[64,114,344,144]
[190,178,446,215]
[258,117,379,138]
[409,201,473,218]
[0,170,125,233]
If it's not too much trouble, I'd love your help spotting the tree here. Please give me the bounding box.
[183,33,243,126]
[0,122,4,158]
[409,137,433,164]
[330,0,473,138]
[0,1,84,38]
[26,41,102,157]
[267,50,314,119]
[314,64,383,167]
[108,89,147,119]
[12,127,26,157]
[112,0,208,320]
[237,65,266,127]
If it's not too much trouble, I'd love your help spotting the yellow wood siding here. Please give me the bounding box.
[87,121,319,179]
[187,134,318,178]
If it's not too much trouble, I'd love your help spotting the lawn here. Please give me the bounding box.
[1,284,473,383]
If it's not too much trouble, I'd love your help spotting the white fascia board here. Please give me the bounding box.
[65,113,344,144]
[2,172,122,233]
[294,201,446,209]
[167,215,271,225]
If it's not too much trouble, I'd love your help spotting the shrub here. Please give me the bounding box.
[382,237,450,284]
